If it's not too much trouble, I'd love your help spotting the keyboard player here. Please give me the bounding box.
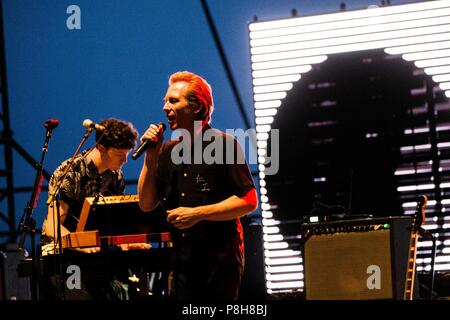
[39,118,151,299]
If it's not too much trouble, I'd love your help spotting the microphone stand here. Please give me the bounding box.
[17,125,55,300]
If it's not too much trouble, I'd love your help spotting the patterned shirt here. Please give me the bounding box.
[41,150,124,244]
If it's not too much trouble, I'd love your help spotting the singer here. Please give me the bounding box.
[40,118,142,299]
[137,71,258,300]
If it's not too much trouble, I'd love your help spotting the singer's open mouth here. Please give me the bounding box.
[167,114,176,123]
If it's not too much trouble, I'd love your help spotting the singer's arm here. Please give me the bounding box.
[166,189,258,230]
[138,150,160,212]
[138,124,164,212]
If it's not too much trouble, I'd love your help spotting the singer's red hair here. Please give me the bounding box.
[169,71,214,124]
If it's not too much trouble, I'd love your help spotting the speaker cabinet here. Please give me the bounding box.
[302,216,413,300]
[0,249,31,300]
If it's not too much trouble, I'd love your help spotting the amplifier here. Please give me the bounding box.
[0,249,31,300]
[301,216,413,300]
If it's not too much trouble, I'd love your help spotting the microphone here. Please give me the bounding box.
[44,119,59,130]
[83,119,105,131]
[132,122,166,160]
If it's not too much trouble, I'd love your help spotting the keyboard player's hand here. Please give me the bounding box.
[117,243,152,251]
[72,246,101,253]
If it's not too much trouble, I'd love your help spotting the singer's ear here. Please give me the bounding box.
[193,102,206,121]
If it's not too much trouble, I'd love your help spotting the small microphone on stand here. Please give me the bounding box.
[132,122,166,160]
[83,119,106,132]
[44,119,59,130]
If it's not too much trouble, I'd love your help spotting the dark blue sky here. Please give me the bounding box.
[0,0,418,243]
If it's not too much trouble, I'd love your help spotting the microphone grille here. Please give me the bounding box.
[83,119,93,128]
[44,119,60,129]
[158,122,167,131]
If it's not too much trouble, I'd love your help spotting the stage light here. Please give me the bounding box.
[418,241,437,248]
[266,265,303,273]
[256,132,269,141]
[402,200,437,208]
[400,144,432,152]
[425,66,450,76]
[422,224,439,230]
[254,83,293,94]
[253,75,301,86]
[266,273,303,281]
[386,39,450,54]
[432,74,450,83]
[263,234,284,242]
[265,257,302,266]
[404,128,429,134]
[403,48,450,61]
[395,169,416,176]
[252,56,327,70]
[251,25,450,56]
[438,141,450,148]
[397,184,435,192]
[264,242,289,250]
[440,82,450,90]
[416,57,450,68]
[262,218,279,226]
[254,92,286,102]
[263,226,279,233]
[251,13,450,46]
[255,125,271,133]
[255,117,274,125]
[261,210,272,218]
[255,100,282,110]
[255,109,277,118]
[253,33,450,62]
[266,281,304,289]
[264,249,300,257]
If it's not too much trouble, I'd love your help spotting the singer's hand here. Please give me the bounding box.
[141,123,164,159]
[167,207,202,230]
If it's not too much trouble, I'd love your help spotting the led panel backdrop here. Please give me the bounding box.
[249,0,450,295]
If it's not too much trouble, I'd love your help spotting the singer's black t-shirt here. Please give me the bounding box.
[155,125,256,299]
